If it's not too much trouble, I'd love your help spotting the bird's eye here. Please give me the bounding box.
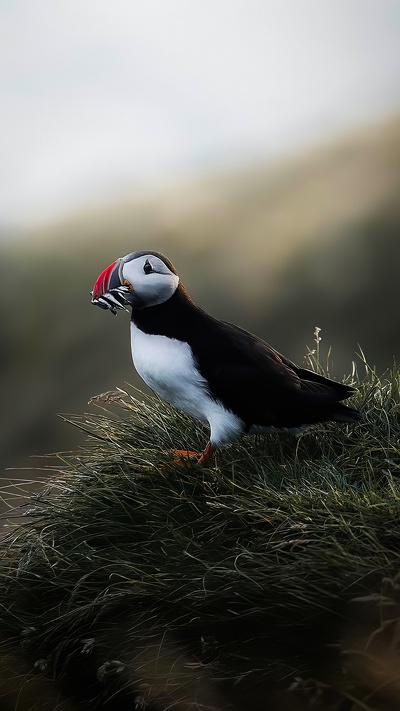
[143,260,153,275]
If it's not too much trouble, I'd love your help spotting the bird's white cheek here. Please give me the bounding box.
[126,273,179,307]
[144,274,179,305]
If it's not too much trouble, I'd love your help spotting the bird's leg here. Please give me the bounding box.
[173,442,215,467]
[196,442,215,466]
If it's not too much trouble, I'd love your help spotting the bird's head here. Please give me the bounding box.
[91,251,179,314]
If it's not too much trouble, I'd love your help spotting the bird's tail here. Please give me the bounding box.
[332,403,362,423]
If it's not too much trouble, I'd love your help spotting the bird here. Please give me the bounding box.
[91,250,361,466]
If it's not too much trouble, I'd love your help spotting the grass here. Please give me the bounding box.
[1,357,400,709]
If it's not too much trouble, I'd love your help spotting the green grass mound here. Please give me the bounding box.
[1,365,400,710]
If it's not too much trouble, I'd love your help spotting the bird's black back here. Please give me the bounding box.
[131,285,361,430]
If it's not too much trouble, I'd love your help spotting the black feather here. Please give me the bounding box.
[132,284,361,431]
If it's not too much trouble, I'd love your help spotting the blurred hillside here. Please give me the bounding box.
[1,114,400,472]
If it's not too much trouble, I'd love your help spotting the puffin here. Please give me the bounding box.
[91,250,361,466]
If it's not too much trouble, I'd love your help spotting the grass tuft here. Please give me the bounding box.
[1,365,400,709]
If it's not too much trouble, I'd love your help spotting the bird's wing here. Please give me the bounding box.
[196,318,354,427]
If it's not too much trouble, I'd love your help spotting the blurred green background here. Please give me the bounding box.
[1,1,400,474]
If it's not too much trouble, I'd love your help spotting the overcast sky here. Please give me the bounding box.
[1,0,400,230]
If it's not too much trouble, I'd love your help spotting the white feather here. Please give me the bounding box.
[130,323,244,446]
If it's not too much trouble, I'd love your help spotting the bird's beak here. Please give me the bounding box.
[91,258,133,315]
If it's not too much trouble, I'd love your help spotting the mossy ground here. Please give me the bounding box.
[1,360,400,710]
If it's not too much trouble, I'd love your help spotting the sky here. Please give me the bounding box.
[1,0,400,230]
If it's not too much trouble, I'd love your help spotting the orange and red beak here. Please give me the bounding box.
[91,258,132,314]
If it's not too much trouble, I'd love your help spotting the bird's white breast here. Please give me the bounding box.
[130,322,244,445]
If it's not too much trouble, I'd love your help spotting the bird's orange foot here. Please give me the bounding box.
[172,443,215,467]
[173,449,201,465]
